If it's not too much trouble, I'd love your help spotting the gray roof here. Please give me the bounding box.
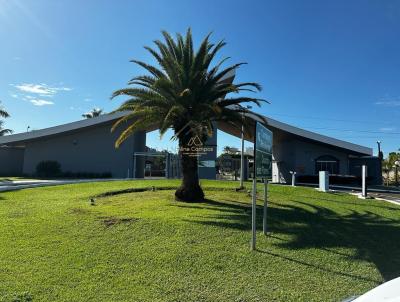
[247,112,372,155]
[0,110,372,155]
[0,111,127,145]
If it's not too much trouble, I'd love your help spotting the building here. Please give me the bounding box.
[0,111,382,184]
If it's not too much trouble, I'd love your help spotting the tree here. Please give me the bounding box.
[112,29,267,201]
[82,108,103,119]
[0,101,12,136]
[382,152,400,185]
[223,146,232,154]
[383,152,400,169]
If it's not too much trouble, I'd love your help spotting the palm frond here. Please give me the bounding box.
[130,60,166,79]
[112,28,267,148]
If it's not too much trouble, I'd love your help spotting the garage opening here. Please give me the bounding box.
[133,152,181,179]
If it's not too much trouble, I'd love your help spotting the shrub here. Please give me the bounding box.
[36,160,62,177]
[61,171,112,179]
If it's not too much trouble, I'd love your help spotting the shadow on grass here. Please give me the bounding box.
[176,197,400,281]
[256,248,379,283]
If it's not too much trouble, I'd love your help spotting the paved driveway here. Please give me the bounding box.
[0,178,126,192]
[368,192,400,205]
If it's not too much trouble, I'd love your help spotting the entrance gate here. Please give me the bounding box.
[132,152,181,179]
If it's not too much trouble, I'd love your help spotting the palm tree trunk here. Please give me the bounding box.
[175,138,205,202]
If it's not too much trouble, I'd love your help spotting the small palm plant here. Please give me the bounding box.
[112,29,267,201]
[82,108,103,119]
[0,102,12,136]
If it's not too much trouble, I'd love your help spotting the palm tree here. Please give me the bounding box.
[0,101,10,119]
[112,29,267,201]
[82,108,103,119]
[0,101,12,136]
[0,121,12,136]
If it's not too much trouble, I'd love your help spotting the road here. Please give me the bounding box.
[368,192,400,205]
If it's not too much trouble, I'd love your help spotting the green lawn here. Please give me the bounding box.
[1,180,399,302]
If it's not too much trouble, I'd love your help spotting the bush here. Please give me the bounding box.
[61,171,112,179]
[36,161,61,177]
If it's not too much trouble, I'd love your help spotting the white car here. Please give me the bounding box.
[343,277,400,302]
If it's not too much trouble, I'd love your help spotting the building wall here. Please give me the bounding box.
[2,120,375,182]
[22,123,146,178]
[0,147,25,176]
[272,129,355,183]
[349,157,382,185]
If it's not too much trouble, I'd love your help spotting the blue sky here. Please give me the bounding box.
[0,0,399,155]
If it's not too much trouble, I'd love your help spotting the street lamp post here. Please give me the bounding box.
[240,105,252,189]
[377,141,382,159]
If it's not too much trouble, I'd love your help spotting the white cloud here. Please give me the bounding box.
[84,98,92,102]
[10,93,19,98]
[375,97,400,107]
[11,83,72,96]
[379,127,396,132]
[375,101,400,106]
[30,99,54,106]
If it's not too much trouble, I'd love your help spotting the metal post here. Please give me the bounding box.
[165,153,169,179]
[377,141,382,159]
[290,171,296,187]
[240,105,251,188]
[240,122,245,188]
[263,179,268,235]
[362,165,367,198]
[133,155,136,179]
[251,178,257,251]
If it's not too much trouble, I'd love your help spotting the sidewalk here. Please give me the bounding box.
[291,182,400,205]
[0,178,127,192]
[295,182,400,194]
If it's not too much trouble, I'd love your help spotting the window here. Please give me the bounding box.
[315,155,339,175]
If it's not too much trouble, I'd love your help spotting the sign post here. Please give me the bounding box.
[251,178,257,250]
[263,178,268,235]
[251,122,273,251]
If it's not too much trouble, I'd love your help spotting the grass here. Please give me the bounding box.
[0,179,400,302]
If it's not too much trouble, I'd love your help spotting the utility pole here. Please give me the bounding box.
[376,141,383,185]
